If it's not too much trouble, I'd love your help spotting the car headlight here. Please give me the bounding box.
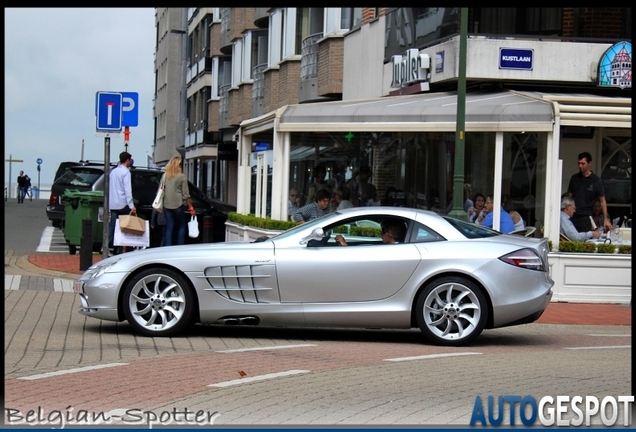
[81,257,121,280]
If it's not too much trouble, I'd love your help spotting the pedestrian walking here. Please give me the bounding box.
[108,151,136,254]
[162,156,196,246]
[16,171,30,203]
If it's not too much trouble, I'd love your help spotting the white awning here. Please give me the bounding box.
[516,91,631,128]
[240,89,630,135]
[277,90,554,133]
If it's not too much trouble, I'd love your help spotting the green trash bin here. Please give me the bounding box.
[63,190,105,255]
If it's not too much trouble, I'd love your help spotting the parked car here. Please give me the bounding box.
[74,207,554,346]
[53,160,114,183]
[46,164,229,246]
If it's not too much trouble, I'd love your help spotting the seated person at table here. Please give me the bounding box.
[291,188,332,222]
[335,218,406,246]
[478,195,515,234]
[560,195,601,241]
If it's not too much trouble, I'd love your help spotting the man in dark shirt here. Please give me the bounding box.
[566,151,613,232]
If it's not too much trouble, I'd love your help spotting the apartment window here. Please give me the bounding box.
[232,39,243,87]
[295,8,324,56]
[474,8,562,36]
[341,8,362,30]
[385,8,461,62]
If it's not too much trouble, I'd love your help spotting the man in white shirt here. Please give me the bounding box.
[108,152,136,253]
[560,195,601,241]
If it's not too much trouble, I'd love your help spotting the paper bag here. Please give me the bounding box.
[119,212,146,234]
[114,220,150,247]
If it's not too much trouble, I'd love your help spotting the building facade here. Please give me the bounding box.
[154,8,631,280]
[153,8,188,165]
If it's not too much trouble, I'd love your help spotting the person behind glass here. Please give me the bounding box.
[467,193,486,223]
[560,195,601,241]
[288,187,301,220]
[162,156,196,246]
[478,195,515,233]
[336,218,406,246]
[356,165,377,207]
[305,164,330,205]
[591,198,606,231]
[334,185,354,210]
[16,171,30,203]
[291,188,332,223]
[502,194,525,230]
[108,151,136,254]
[566,151,613,232]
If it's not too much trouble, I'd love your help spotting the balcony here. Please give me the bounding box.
[300,32,323,80]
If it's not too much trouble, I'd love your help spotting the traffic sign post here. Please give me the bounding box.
[95,92,123,132]
[95,91,138,259]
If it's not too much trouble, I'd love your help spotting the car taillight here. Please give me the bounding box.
[499,248,545,271]
[49,194,58,205]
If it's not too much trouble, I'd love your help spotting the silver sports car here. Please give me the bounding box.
[75,207,553,346]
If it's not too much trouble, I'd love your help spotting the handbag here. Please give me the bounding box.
[152,174,165,211]
[119,212,147,235]
[188,215,199,238]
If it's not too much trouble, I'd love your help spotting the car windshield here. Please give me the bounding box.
[55,168,102,187]
[442,216,501,238]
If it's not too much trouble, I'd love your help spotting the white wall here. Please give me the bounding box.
[343,16,386,100]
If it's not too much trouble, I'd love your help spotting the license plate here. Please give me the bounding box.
[73,281,84,293]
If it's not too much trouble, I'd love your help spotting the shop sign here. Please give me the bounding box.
[391,48,430,88]
[254,143,269,152]
[499,48,533,70]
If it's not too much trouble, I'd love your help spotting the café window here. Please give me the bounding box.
[601,131,632,221]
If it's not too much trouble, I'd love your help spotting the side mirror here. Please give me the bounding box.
[300,227,324,245]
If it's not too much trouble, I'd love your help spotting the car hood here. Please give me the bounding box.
[83,241,273,276]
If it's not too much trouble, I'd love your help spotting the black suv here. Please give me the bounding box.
[46,164,228,246]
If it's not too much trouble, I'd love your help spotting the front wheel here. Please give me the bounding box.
[415,276,488,346]
[122,268,195,337]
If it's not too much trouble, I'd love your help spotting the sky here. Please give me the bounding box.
[4,8,156,188]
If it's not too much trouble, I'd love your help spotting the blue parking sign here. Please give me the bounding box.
[96,92,123,131]
[122,92,139,127]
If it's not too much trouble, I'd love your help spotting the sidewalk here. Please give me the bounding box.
[4,251,632,326]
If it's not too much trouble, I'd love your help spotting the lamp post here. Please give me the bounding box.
[448,8,468,221]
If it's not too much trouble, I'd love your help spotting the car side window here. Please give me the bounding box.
[410,221,445,243]
[324,217,384,246]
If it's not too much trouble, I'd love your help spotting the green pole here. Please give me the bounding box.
[448,8,468,220]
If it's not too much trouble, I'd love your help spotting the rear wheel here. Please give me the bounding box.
[415,276,488,346]
[68,245,77,255]
[122,268,195,337]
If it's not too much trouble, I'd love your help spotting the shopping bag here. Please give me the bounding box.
[152,174,165,211]
[188,215,200,238]
[114,219,150,247]
[119,212,147,234]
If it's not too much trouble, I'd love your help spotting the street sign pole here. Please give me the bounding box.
[5,154,24,200]
[103,136,111,260]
